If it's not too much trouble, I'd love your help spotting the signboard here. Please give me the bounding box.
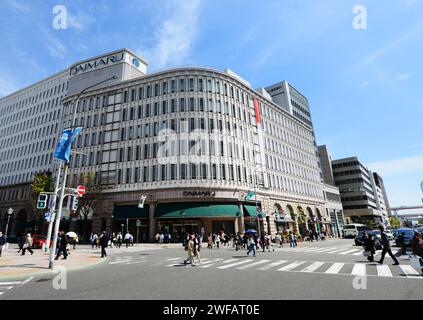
[48,195,56,209]
[183,191,216,197]
[136,220,141,227]
[76,185,86,196]
[44,211,52,222]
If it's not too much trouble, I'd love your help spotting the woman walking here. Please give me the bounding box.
[246,234,256,257]
[207,233,213,250]
[363,233,376,262]
[21,233,34,256]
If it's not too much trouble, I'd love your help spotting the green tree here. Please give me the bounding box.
[389,216,401,228]
[30,171,54,233]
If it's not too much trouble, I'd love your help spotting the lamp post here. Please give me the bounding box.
[5,208,13,240]
[48,75,117,269]
[121,224,124,236]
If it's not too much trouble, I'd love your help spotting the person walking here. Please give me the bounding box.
[207,233,213,250]
[363,233,376,262]
[21,233,34,256]
[100,231,109,258]
[290,232,297,248]
[194,234,201,264]
[377,225,400,265]
[184,234,196,266]
[90,233,97,250]
[275,233,282,248]
[17,233,26,254]
[159,232,164,244]
[55,231,68,260]
[215,233,220,249]
[116,232,123,248]
[411,232,423,275]
[124,231,131,248]
[0,232,5,257]
[246,234,256,257]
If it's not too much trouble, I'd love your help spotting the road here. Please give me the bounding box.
[1,239,422,300]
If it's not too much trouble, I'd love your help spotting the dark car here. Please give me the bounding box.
[394,228,415,247]
[354,230,382,250]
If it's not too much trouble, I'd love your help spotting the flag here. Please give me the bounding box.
[138,195,147,208]
[54,127,82,162]
[243,192,255,201]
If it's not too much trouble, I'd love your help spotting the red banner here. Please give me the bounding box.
[253,97,261,124]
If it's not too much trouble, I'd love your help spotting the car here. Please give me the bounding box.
[415,226,423,234]
[354,230,382,250]
[384,230,394,240]
[394,228,415,247]
[31,235,52,249]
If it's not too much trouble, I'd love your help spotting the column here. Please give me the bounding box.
[148,202,157,242]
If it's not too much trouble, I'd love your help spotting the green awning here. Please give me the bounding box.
[243,204,258,217]
[155,202,241,218]
[112,205,149,219]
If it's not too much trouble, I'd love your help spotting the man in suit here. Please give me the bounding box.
[100,231,109,258]
[378,225,400,265]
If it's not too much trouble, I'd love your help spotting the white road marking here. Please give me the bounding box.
[325,263,345,274]
[236,260,270,270]
[20,277,34,285]
[278,261,306,271]
[400,265,421,278]
[0,282,21,286]
[166,258,180,261]
[351,264,366,276]
[199,258,232,268]
[340,249,362,255]
[0,292,4,296]
[377,265,393,277]
[257,260,288,270]
[0,286,13,290]
[300,261,325,273]
[217,259,254,269]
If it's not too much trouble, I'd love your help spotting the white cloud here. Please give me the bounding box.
[43,32,68,59]
[136,0,201,69]
[0,74,19,97]
[368,154,423,176]
[3,0,30,13]
[68,12,95,31]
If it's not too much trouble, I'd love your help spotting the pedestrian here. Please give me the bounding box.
[168,233,171,244]
[260,233,266,252]
[116,232,123,248]
[266,233,274,252]
[100,231,109,258]
[207,233,213,249]
[55,231,68,260]
[290,232,297,248]
[243,233,248,249]
[194,234,201,264]
[275,233,282,248]
[160,232,164,244]
[377,225,400,265]
[17,233,25,254]
[96,233,101,249]
[124,231,131,248]
[363,233,376,262]
[184,234,196,266]
[396,232,406,256]
[411,232,423,275]
[90,233,97,249]
[215,233,220,249]
[246,234,256,257]
[21,233,34,256]
[129,233,134,246]
[0,232,5,257]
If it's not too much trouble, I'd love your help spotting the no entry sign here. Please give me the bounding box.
[76,185,86,196]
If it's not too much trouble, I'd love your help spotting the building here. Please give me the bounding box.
[370,172,391,226]
[317,145,336,186]
[1,48,336,241]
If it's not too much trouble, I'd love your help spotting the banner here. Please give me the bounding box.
[54,127,82,162]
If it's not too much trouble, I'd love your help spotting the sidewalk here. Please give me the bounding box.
[0,245,106,280]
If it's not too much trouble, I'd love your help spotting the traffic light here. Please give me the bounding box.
[71,196,79,211]
[37,194,48,209]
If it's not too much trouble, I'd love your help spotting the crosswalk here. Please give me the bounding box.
[108,255,423,280]
[277,245,407,257]
[0,277,33,298]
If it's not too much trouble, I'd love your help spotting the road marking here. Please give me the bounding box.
[311,247,342,253]
[300,261,325,273]
[325,263,345,274]
[217,259,254,269]
[326,248,353,254]
[199,258,230,268]
[339,249,362,255]
[377,265,393,277]
[166,258,180,261]
[0,292,3,296]
[400,265,421,278]
[257,260,288,270]
[278,261,306,271]
[0,286,13,290]
[351,264,366,276]
[0,282,21,286]
[21,277,34,285]
[236,260,270,270]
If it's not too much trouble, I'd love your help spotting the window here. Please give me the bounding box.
[189,78,194,91]
[179,78,185,92]
[181,164,186,179]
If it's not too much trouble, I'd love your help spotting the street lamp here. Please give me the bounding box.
[5,208,13,239]
[121,223,124,235]
[48,75,118,269]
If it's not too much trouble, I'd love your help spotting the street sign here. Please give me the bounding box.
[44,211,52,222]
[76,185,86,196]
[48,195,56,209]
[136,220,141,227]
[71,197,79,211]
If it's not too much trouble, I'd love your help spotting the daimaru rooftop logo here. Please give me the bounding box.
[70,52,124,76]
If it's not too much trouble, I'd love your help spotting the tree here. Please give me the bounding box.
[30,171,53,233]
[389,216,401,228]
[76,173,103,240]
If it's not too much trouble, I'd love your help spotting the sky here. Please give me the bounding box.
[0,0,422,207]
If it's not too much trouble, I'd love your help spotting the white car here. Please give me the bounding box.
[385,230,394,240]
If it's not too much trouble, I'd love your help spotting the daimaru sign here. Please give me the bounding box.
[70,52,124,76]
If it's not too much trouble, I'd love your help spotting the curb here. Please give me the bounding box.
[0,255,108,282]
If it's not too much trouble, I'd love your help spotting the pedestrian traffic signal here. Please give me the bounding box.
[37,194,48,209]
[71,197,79,211]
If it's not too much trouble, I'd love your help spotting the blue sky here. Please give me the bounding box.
[0,0,422,206]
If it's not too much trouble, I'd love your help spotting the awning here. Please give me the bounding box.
[243,204,258,217]
[112,205,149,219]
[155,202,241,219]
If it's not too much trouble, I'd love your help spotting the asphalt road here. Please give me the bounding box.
[1,239,422,300]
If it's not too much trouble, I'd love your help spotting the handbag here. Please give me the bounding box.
[410,256,423,269]
[363,251,371,257]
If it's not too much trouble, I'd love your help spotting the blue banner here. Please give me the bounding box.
[54,127,82,162]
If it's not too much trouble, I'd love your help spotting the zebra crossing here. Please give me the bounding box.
[0,277,33,298]
[108,255,423,280]
[277,245,404,256]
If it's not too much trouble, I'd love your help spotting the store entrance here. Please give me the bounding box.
[158,220,200,242]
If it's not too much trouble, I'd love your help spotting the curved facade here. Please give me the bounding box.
[62,66,331,240]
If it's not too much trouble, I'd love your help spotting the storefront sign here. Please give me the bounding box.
[183,191,216,197]
[70,52,124,76]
